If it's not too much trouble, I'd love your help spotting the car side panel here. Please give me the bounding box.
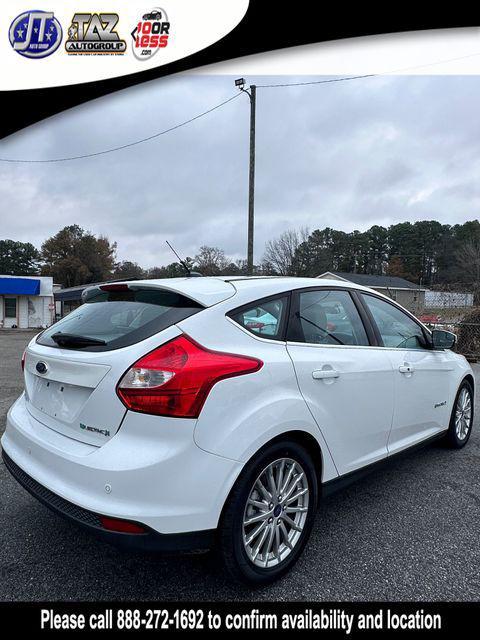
[287,343,395,474]
[388,349,473,454]
[385,347,454,454]
[178,310,339,482]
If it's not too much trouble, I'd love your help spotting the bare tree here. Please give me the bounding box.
[262,227,309,275]
[194,245,229,276]
[457,240,480,303]
[457,240,480,280]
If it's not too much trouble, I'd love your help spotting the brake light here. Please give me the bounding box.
[117,334,262,418]
[21,350,26,371]
[100,284,129,292]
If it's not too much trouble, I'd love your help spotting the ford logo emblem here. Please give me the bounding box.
[36,362,48,375]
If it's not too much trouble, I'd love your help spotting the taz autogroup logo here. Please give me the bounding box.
[131,7,170,60]
[9,10,62,58]
[65,13,127,54]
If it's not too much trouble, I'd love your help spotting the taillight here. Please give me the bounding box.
[21,350,26,371]
[117,334,262,418]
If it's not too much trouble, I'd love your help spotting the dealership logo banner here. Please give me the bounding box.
[0,0,479,138]
[2,0,248,90]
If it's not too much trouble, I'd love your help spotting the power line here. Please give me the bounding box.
[0,92,242,163]
[0,75,379,163]
[256,73,375,88]
[2,50,480,163]
[256,51,480,88]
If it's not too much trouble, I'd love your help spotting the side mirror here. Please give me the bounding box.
[431,329,456,350]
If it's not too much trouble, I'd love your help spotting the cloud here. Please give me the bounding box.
[0,75,479,267]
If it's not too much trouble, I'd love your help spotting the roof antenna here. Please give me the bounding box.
[165,241,202,277]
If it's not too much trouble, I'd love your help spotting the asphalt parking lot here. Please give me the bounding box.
[1,330,479,602]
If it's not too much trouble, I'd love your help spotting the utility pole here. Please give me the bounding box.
[235,78,256,275]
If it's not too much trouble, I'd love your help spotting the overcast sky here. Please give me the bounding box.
[0,74,479,268]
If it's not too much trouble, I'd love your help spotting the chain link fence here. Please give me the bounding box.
[419,284,480,361]
[420,320,480,362]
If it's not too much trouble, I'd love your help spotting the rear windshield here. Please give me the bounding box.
[37,288,203,351]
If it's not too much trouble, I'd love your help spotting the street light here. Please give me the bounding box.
[235,78,256,276]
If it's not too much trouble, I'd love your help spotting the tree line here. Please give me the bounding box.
[0,220,479,289]
[0,225,249,287]
[263,220,480,288]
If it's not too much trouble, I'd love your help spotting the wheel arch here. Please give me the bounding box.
[264,430,324,495]
[463,373,475,394]
[219,429,324,522]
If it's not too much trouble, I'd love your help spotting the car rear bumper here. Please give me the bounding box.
[2,449,215,552]
[2,394,242,540]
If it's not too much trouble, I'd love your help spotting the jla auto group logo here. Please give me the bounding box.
[131,7,170,60]
[65,13,127,54]
[9,10,62,58]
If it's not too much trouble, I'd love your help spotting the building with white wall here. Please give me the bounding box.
[317,271,427,315]
[0,275,55,329]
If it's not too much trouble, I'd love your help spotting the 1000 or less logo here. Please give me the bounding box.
[66,13,126,54]
[131,7,170,60]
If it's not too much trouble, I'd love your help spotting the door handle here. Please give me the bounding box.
[312,369,340,380]
[398,364,414,374]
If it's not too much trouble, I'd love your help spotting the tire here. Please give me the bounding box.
[218,439,318,585]
[444,379,474,449]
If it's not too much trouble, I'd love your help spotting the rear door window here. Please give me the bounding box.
[230,296,289,340]
[37,287,203,351]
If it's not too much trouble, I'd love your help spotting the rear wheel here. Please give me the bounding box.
[445,380,474,448]
[219,440,318,585]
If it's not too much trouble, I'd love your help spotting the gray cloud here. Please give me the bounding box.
[0,75,479,267]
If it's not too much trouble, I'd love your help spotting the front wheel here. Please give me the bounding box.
[219,440,318,585]
[444,380,474,449]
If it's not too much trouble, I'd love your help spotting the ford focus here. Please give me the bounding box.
[1,276,474,584]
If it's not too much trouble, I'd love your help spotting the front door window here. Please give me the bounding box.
[361,294,426,349]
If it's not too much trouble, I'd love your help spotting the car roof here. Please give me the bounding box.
[106,275,374,308]
[225,275,375,292]
[100,275,429,327]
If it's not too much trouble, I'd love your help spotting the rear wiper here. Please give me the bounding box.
[50,332,106,347]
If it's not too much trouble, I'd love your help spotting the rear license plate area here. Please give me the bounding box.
[29,376,91,422]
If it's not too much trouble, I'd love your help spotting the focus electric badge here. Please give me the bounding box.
[9,10,62,59]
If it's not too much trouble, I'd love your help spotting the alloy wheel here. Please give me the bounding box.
[242,457,309,568]
[455,387,472,441]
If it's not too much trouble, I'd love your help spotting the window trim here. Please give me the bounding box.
[357,291,432,350]
[286,286,376,347]
[227,292,292,342]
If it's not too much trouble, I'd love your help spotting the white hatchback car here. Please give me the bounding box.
[2,276,474,584]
